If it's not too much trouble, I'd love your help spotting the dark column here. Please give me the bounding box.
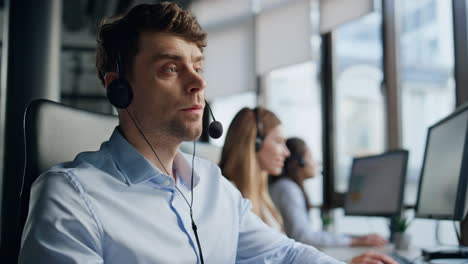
[0,0,61,259]
[320,32,337,210]
[453,0,468,107]
[382,0,402,150]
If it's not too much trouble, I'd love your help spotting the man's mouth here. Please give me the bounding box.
[181,105,203,112]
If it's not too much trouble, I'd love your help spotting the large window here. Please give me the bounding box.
[334,11,385,193]
[267,61,323,205]
[399,0,456,205]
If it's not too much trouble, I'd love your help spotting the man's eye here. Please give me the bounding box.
[164,67,177,73]
[195,68,204,74]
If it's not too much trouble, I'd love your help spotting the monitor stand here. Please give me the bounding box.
[421,247,468,261]
[421,217,468,261]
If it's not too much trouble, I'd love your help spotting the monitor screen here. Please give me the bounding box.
[344,150,408,217]
[416,106,468,220]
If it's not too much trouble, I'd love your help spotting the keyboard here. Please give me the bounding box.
[388,252,415,264]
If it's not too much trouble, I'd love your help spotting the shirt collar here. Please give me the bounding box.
[105,128,200,188]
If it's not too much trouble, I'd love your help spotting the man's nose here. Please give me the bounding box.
[186,68,206,94]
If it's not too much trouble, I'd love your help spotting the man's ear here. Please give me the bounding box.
[104,72,119,89]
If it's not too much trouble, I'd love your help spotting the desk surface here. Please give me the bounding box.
[321,245,468,264]
[320,244,421,263]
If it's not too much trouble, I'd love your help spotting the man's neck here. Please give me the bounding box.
[118,122,180,180]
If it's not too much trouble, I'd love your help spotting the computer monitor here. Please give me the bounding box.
[344,150,409,217]
[415,104,468,220]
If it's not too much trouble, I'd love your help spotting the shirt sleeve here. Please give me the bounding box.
[270,180,352,247]
[236,197,344,264]
[19,171,104,264]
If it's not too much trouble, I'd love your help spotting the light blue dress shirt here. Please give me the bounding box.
[270,178,352,247]
[19,129,343,264]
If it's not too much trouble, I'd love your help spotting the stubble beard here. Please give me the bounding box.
[168,118,203,142]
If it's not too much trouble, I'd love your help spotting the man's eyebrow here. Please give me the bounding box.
[150,53,183,62]
[150,53,205,63]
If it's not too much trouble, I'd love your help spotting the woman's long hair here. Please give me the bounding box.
[219,107,283,227]
[275,137,312,210]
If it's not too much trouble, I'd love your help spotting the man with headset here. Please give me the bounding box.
[19,3,396,264]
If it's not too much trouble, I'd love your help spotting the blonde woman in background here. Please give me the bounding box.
[219,107,289,232]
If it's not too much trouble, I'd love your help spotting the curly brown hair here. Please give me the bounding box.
[95,2,207,86]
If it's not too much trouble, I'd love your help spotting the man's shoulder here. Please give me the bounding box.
[38,157,101,185]
[37,148,120,188]
[56,148,110,171]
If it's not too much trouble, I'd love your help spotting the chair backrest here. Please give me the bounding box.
[19,99,118,244]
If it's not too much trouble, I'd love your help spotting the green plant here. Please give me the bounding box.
[322,215,332,226]
[390,215,412,233]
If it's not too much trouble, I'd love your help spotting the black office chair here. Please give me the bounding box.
[17,99,118,257]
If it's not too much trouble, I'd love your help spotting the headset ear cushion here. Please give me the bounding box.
[107,78,133,109]
[255,136,263,152]
[298,157,306,168]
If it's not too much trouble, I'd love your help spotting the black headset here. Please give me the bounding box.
[253,108,263,152]
[107,54,133,109]
[296,155,306,168]
[285,154,306,168]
